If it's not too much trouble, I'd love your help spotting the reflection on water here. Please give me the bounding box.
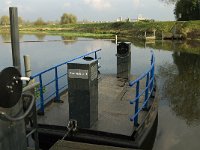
[1,33,24,42]
[123,37,200,54]
[158,52,200,126]
[34,33,46,41]
[154,51,200,150]
[61,36,77,45]
[1,33,11,42]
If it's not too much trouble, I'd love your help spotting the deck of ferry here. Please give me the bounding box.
[37,74,147,137]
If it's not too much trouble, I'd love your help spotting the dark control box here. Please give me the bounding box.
[67,59,98,128]
[117,42,131,80]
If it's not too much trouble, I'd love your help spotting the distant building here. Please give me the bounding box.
[137,14,147,21]
[116,15,149,22]
[116,17,123,22]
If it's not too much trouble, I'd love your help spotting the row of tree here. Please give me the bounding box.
[0,13,77,26]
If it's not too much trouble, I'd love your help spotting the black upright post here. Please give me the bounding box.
[116,42,131,80]
[68,59,98,128]
[9,7,21,73]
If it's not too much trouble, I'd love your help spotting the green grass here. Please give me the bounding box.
[0,20,200,39]
[19,30,113,38]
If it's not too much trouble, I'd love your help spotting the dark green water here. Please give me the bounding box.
[0,33,200,150]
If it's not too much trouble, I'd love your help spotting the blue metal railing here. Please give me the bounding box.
[31,49,101,114]
[129,51,155,127]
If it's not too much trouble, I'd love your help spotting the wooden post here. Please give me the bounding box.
[9,7,21,73]
[23,55,35,85]
[24,55,32,77]
[153,30,156,37]
[144,31,147,40]
[115,35,118,44]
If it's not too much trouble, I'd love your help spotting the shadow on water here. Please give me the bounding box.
[158,52,200,126]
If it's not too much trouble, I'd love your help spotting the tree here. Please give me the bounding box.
[34,18,46,26]
[18,17,24,25]
[0,16,9,26]
[160,0,200,21]
[0,16,24,26]
[60,13,77,24]
[174,0,200,21]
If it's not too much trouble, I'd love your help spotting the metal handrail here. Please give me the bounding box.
[31,49,101,114]
[31,49,101,78]
[129,51,155,127]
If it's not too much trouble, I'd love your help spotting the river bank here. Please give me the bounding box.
[0,20,200,40]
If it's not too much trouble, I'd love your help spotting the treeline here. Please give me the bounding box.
[0,13,77,26]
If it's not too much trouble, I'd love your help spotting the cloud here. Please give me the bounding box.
[132,0,140,8]
[84,0,111,10]
[0,0,33,15]
[2,0,32,13]
[2,0,13,11]
[63,2,71,7]
[5,0,12,6]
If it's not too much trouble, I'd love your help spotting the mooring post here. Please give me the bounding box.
[24,55,34,85]
[24,55,31,77]
[153,30,156,37]
[9,7,21,73]
[134,81,140,127]
[115,35,118,44]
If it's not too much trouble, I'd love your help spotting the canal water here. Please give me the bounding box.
[0,34,200,150]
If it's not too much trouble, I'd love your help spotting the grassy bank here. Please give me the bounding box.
[0,20,200,39]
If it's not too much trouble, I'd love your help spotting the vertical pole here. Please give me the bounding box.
[150,55,154,92]
[144,73,150,109]
[95,51,97,59]
[144,31,147,40]
[134,81,140,127]
[55,67,60,102]
[32,101,39,150]
[24,55,32,84]
[9,7,21,73]
[162,31,164,41]
[115,35,118,44]
[38,75,44,115]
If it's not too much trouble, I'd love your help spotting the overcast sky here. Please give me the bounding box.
[0,0,175,21]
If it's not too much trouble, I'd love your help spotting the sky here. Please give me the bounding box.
[0,0,175,21]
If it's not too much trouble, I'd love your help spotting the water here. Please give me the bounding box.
[0,34,200,150]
